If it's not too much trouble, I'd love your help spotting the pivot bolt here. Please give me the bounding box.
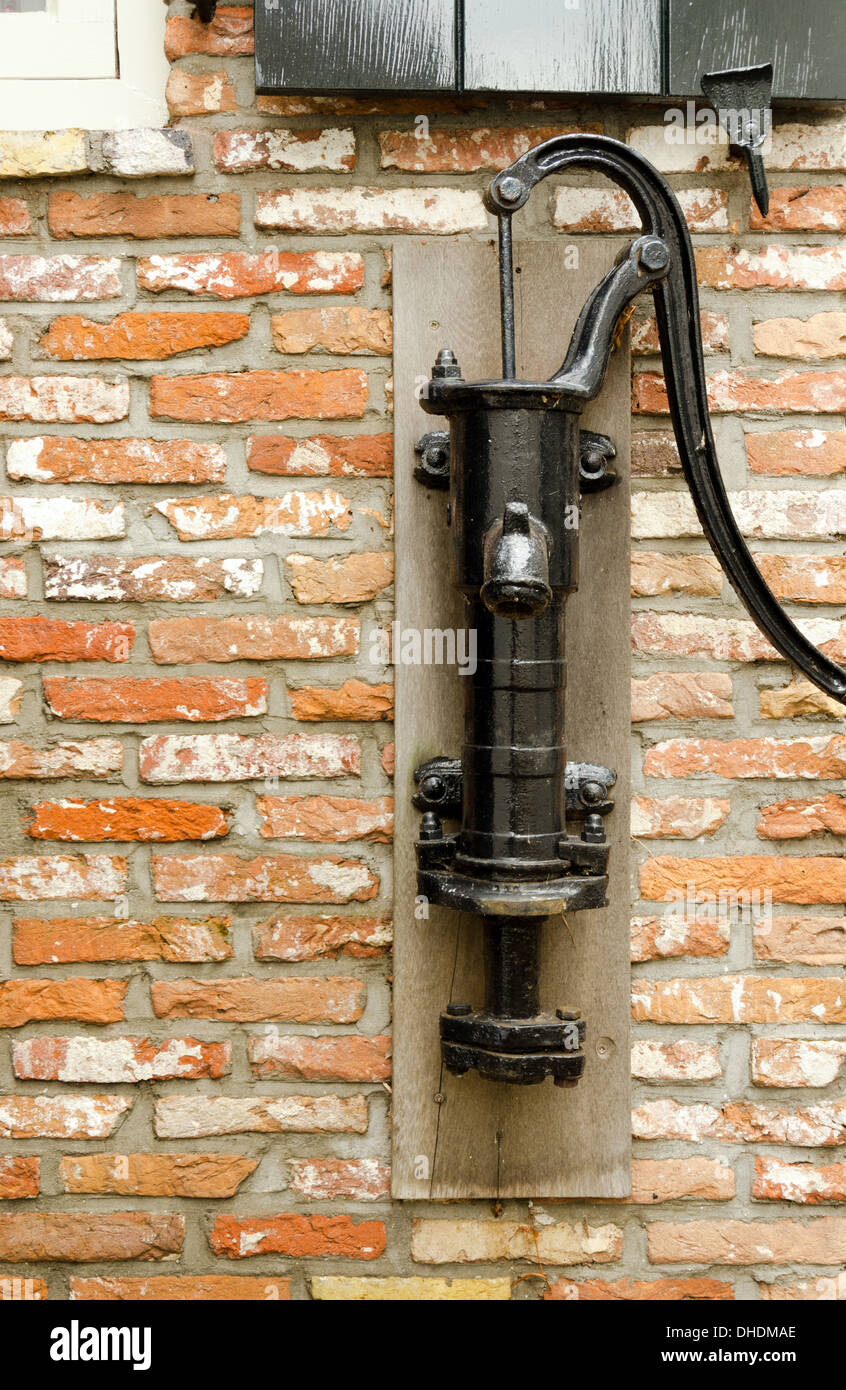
[421,774,446,802]
[496,175,524,205]
[419,811,444,841]
[639,237,670,272]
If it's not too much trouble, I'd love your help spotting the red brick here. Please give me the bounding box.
[253,915,391,961]
[633,1098,846,1146]
[138,250,363,298]
[0,977,126,1027]
[633,974,846,1023]
[0,1157,39,1199]
[0,617,132,663]
[150,369,368,422]
[70,1276,289,1301]
[647,1217,846,1265]
[254,187,486,235]
[0,376,128,422]
[49,191,241,239]
[60,1153,253,1197]
[634,368,846,414]
[379,125,595,172]
[13,914,232,966]
[643,856,846,906]
[0,1097,129,1140]
[209,1213,385,1260]
[44,676,266,723]
[631,795,730,839]
[247,1034,391,1081]
[151,976,364,1024]
[0,855,126,902]
[0,1213,183,1263]
[0,739,122,780]
[288,1158,389,1201]
[165,7,254,58]
[754,916,846,965]
[631,673,734,722]
[755,554,846,603]
[644,735,846,779]
[757,793,846,839]
[747,429,846,476]
[0,255,120,301]
[214,129,355,173]
[546,1277,732,1300]
[630,914,729,961]
[44,554,263,603]
[285,552,393,604]
[257,795,392,843]
[247,432,392,478]
[152,853,378,904]
[139,731,359,783]
[155,1094,366,1138]
[40,311,250,361]
[0,199,31,237]
[753,1157,846,1203]
[166,69,237,117]
[147,616,358,663]
[697,245,846,290]
[750,187,846,232]
[7,435,224,484]
[26,797,229,843]
[272,306,391,355]
[290,680,394,721]
[14,1036,230,1082]
[154,490,351,541]
[751,1039,846,1088]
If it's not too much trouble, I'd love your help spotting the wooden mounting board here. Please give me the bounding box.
[392,239,632,1199]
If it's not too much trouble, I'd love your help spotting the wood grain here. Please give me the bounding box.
[392,239,632,1199]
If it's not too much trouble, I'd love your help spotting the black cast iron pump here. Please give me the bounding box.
[412,133,846,1089]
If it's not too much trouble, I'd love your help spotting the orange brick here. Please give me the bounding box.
[253,915,391,961]
[43,676,266,723]
[151,976,364,1023]
[138,250,363,298]
[271,307,391,355]
[0,617,132,663]
[546,1276,733,1300]
[0,977,126,1027]
[14,1036,230,1083]
[641,856,846,906]
[165,6,253,58]
[247,1034,391,1081]
[633,974,846,1023]
[0,1157,39,1199]
[70,1276,290,1301]
[747,429,846,476]
[13,914,232,965]
[26,797,229,843]
[290,680,394,721]
[166,69,237,117]
[0,1213,183,1263]
[257,795,393,842]
[648,1217,846,1265]
[0,199,30,236]
[49,191,240,239]
[150,369,368,422]
[40,311,249,361]
[248,432,392,478]
[209,1213,385,1260]
[59,1154,254,1197]
[288,1158,389,1201]
[750,187,846,232]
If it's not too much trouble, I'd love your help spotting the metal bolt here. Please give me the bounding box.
[496,175,523,206]
[639,237,670,272]
[581,812,606,844]
[581,780,605,806]
[433,1092,446,1104]
[421,775,446,801]
[419,811,444,842]
[432,348,462,379]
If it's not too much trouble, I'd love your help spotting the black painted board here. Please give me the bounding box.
[255,0,457,93]
[668,0,846,99]
[463,0,662,94]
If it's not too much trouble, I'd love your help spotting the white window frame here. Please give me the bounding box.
[0,0,169,129]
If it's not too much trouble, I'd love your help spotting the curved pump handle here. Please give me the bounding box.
[486,135,846,706]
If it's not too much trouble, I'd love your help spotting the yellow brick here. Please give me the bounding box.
[0,131,87,178]
[311,1277,512,1301]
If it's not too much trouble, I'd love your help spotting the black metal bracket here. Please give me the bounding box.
[414,431,451,489]
[700,63,773,217]
[414,756,615,820]
[416,428,617,495]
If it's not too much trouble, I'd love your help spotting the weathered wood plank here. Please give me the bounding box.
[392,239,632,1199]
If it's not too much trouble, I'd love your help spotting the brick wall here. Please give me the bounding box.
[0,2,844,1302]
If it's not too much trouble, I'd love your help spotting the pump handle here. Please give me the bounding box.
[487,135,846,705]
